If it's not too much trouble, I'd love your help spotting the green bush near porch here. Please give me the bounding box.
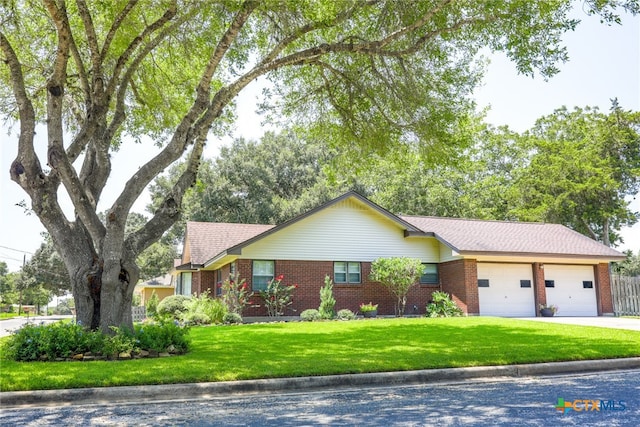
[2,317,640,392]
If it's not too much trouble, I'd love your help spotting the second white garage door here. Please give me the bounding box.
[543,265,597,316]
[477,263,535,317]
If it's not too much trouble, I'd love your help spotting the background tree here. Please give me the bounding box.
[21,234,69,297]
[0,262,19,306]
[369,257,423,316]
[510,103,640,246]
[613,250,640,277]
[3,1,635,331]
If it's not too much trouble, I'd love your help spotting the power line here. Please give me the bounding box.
[0,245,34,255]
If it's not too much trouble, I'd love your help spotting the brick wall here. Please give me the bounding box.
[595,263,613,315]
[231,259,441,316]
[532,263,546,315]
[192,271,217,296]
[439,259,478,315]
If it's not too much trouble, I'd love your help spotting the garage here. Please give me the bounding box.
[543,265,597,316]
[477,263,536,317]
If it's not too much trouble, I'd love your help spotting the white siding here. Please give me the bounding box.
[240,199,439,262]
[438,242,462,263]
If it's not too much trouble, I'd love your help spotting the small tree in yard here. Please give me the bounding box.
[318,275,336,320]
[146,291,159,318]
[260,275,297,317]
[369,257,422,317]
[221,272,252,317]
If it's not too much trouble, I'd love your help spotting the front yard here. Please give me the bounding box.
[2,317,640,392]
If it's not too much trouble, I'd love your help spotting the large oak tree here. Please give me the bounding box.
[2,0,635,332]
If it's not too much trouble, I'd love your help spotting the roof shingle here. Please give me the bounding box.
[401,216,624,258]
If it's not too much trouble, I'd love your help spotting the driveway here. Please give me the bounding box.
[516,316,640,331]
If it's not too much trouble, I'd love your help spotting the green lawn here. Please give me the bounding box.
[2,317,640,392]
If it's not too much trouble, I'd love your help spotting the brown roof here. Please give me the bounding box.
[184,222,274,265]
[401,216,625,259]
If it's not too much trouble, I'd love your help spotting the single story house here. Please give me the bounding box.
[172,191,625,317]
[134,273,175,306]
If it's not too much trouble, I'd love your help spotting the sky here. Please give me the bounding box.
[1,7,639,272]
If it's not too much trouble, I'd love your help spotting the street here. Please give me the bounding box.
[2,369,638,426]
[0,315,74,337]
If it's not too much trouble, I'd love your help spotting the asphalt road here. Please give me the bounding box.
[2,369,638,426]
[0,315,74,337]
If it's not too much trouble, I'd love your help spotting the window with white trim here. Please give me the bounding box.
[252,260,274,291]
[334,261,361,284]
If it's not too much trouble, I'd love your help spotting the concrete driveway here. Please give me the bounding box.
[516,316,640,331]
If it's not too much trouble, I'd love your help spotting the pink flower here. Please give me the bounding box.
[293,284,298,289]
[276,274,284,281]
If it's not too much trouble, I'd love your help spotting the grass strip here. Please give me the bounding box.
[2,317,639,392]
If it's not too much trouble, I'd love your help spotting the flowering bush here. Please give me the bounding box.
[221,272,253,316]
[359,302,378,313]
[260,274,297,317]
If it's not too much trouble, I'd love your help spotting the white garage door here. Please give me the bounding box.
[544,265,597,316]
[477,263,535,317]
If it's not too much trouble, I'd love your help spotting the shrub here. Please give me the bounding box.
[426,291,464,317]
[146,291,160,317]
[157,295,190,319]
[300,309,321,321]
[134,320,190,353]
[318,275,336,319]
[220,272,252,316]
[336,309,355,320]
[180,291,227,325]
[223,312,243,324]
[259,274,297,317]
[3,320,190,361]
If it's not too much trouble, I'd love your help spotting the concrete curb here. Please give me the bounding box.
[2,357,639,408]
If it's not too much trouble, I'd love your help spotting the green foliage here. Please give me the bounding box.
[613,250,640,277]
[359,302,378,313]
[318,275,336,319]
[259,275,297,317]
[300,309,322,322]
[20,234,69,296]
[223,312,243,325]
[426,292,464,318]
[180,291,227,325]
[220,272,252,316]
[145,291,160,317]
[336,309,356,321]
[3,320,190,361]
[509,103,640,246]
[134,320,190,353]
[369,257,423,316]
[156,295,191,319]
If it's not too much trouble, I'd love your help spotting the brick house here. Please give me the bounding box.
[172,192,625,317]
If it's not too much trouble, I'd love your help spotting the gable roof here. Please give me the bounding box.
[183,222,274,266]
[180,192,625,268]
[401,216,625,259]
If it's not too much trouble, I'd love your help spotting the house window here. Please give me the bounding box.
[477,279,490,287]
[334,262,361,284]
[520,280,531,288]
[252,260,274,291]
[420,263,439,285]
[177,272,192,296]
[583,281,593,289]
[216,269,222,296]
[545,280,555,288]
